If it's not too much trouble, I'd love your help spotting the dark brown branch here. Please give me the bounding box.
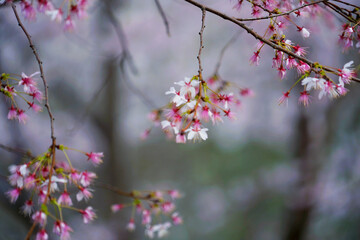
[197,8,206,80]
[184,0,360,83]
[154,0,171,37]
[237,0,328,21]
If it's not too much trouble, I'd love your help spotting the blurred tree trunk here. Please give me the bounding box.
[282,110,315,240]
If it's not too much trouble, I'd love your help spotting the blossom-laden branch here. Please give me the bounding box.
[7,3,107,240]
[11,4,55,140]
[144,6,253,143]
[236,0,329,21]
[5,144,103,240]
[185,0,360,82]
[98,181,183,238]
[144,0,360,143]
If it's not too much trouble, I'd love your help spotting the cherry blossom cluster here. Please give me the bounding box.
[6,144,103,240]
[233,0,358,105]
[339,23,360,51]
[144,75,253,143]
[111,190,182,239]
[4,0,91,31]
[1,72,43,124]
[279,61,356,106]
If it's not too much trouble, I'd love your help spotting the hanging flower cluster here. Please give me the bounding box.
[8,0,91,31]
[144,75,253,143]
[6,144,103,240]
[111,189,182,239]
[1,72,43,124]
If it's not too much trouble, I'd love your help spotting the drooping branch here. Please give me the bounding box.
[184,0,360,83]
[104,2,138,75]
[104,3,157,109]
[154,0,171,37]
[214,33,240,75]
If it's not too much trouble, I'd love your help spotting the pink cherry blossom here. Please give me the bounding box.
[6,188,21,203]
[298,91,310,106]
[171,212,183,225]
[58,191,73,206]
[80,206,96,224]
[86,152,104,166]
[142,209,152,225]
[17,109,28,124]
[175,133,186,143]
[64,16,75,31]
[22,199,33,215]
[127,218,136,231]
[278,91,290,105]
[76,187,93,201]
[80,171,97,187]
[21,1,36,21]
[111,203,125,213]
[35,230,48,240]
[32,211,47,226]
[249,51,260,66]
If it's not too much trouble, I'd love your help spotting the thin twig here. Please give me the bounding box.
[24,222,37,240]
[154,0,171,37]
[324,1,356,23]
[95,182,160,202]
[184,0,360,83]
[104,3,138,75]
[332,0,360,9]
[0,143,35,158]
[237,0,328,21]
[11,4,56,142]
[105,3,157,109]
[197,8,206,80]
[214,33,240,75]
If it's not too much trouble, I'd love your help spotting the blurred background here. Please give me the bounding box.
[0,0,360,239]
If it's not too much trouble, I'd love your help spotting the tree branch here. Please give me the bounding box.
[214,33,239,75]
[197,8,206,80]
[11,4,56,142]
[236,0,328,21]
[0,143,35,159]
[184,0,360,83]
[154,0,171,37]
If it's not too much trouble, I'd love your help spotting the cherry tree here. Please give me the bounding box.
[0,0,359,239]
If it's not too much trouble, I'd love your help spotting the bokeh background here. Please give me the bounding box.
[1,0,360,239]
